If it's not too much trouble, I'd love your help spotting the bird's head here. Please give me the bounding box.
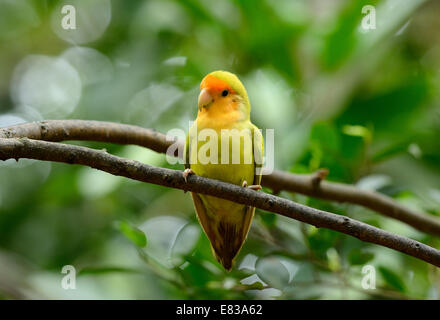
[198,71,250,121]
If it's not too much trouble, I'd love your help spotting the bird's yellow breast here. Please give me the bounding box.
[189,125,254,217]
[190,128,254,185]
[189,119,255,187]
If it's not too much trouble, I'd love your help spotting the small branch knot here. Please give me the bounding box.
[311,168,329,189]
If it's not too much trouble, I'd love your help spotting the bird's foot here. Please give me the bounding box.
[242,180,262,191]
[182,168,194,183]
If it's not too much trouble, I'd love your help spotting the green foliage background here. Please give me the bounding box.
[0,0,439,299]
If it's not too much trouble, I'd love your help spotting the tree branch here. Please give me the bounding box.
[0,137,439,267]
[1,120,439,237]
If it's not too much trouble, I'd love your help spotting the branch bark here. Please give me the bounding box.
[0,137,439,267]
[1,120,439,237]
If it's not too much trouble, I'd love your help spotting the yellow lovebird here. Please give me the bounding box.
[184,70,264,271]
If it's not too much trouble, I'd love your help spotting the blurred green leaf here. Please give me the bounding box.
[116,220,147,248]
[348,248,374,265]
[79,266,141,276]
[342,125,372,144]
[379,266,406,292]
[339,78,430,133]
[321,0,371,69]
[259,212,277,228]
[326,248,341,272]
[255,256,290,289]
[311,122,341,153]
[371,140,410,163]
[307,228,341,259]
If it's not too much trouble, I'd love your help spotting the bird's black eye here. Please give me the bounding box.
[221,89,229,97]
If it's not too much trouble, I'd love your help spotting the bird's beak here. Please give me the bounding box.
[198,88,213,110]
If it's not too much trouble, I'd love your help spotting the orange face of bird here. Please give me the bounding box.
[197,74,240,120]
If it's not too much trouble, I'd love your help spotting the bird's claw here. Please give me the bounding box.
[242,180,262,191]
[182,168,194,183]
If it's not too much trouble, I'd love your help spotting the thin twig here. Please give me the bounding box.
[0,137,439,267]
[1,120,439,237]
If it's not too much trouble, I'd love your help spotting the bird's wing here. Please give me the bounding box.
[239,124,264,246]
[185,128,224,264]
[251,124,264,186]
[184,131,190,170]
